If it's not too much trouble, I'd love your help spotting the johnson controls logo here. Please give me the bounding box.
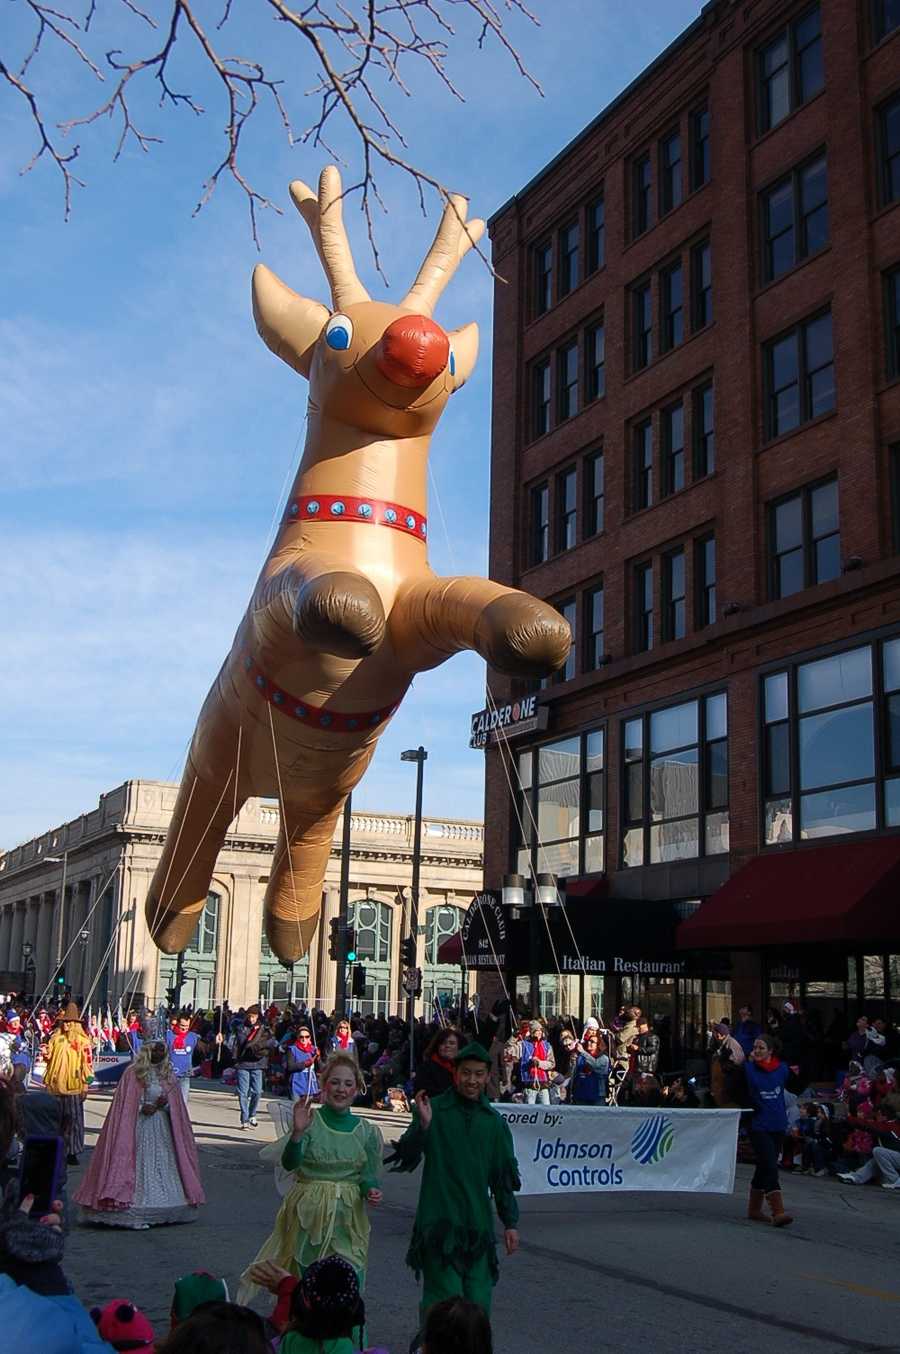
[631,1114,675,1166]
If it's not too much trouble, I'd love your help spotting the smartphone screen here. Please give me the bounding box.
[19,1136,63,1216]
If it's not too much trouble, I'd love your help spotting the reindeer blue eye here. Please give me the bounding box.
[449,349,456,377]
[325,314,353,350]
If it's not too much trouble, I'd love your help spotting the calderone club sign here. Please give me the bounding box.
[469,693,549,748]
[461,892,507,969]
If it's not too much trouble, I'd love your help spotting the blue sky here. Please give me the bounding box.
[1,1,702,846]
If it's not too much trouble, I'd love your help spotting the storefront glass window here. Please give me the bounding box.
[622,693,728,867]
[516,728,605,880]
[761,638,900,844]
[863,954,886,999]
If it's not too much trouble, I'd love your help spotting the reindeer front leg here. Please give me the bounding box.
[253,552,385,658]
[392,575,571,677]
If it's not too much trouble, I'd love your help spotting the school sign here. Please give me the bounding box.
[496,1104,740,1195]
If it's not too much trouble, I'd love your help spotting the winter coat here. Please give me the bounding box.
[744,1059,790,1133]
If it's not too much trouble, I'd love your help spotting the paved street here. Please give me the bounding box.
[64,1082,900,1353]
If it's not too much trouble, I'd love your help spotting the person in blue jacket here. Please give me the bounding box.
[166,1016,200,1106]
[285,1024,319,1101]
[571,1031,610,1105]
[744,1033,793,1227]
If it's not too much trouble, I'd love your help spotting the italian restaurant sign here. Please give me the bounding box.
[461,892,507,969]
[469,694,549,748]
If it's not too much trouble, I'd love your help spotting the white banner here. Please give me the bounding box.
[496,1104,740,1195]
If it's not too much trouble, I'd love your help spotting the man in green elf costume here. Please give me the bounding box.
[387,1041,521,1321]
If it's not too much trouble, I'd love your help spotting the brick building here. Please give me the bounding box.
[479,0,900,1065]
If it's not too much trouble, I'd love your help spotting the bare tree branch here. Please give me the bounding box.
[3,0,543,259]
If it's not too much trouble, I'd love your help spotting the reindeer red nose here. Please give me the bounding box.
[375,315,449,389]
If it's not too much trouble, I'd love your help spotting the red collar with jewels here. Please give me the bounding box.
[284,494,427,540]
[241,649,404,733]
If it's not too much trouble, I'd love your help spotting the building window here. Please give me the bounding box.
[757,4,824,136]
[696,535,717,629]
[633,153,652,236]
[586,320,605,400]
[887,267,900,379]
[765,309,834,438]
[693,381,715,477]
[558,341,579,421]
[660,130,683,215]
[554,598,576,683]
[530,483,549,565]
[879,95,900,207]
[691,104,710,189]
[662,401,685,496]
[559,222,580,298]
[891,445,900,551]
[531,358,551,439]
[759,638,900,844]
[533,241,553,317]
[761,152,828,283]
[633,280,653,370]
[691,241,712,330]
[350,898,391,963]
[769,477,840,599]
[633,418,653,511]
[584,449,604,537]
[663,548,686,641]
[425,905,464,964]
[584,584,604,671]
[516,729,605,879]
[661,261,684,352]
[873,0,900,43]
[186,891,219,955]
[556,467,577,552]
[623,692,729,867]
[634,561,654,653]
[587,195,605,273]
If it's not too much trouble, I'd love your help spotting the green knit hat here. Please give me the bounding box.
[172,1272,229,1321]
[454,1041,492,1067]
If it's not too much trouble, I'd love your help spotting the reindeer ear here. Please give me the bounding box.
[252,264,330,379]
[447,322,479,390]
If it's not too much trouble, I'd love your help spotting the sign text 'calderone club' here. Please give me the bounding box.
[461,892,508,969]
[469,693,549,748]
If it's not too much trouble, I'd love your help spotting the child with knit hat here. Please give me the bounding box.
[280,1255,387,1354]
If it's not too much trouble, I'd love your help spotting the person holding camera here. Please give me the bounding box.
[228,1006,277,1130]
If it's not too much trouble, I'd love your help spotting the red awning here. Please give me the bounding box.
[677,837,900,949]
[437,932,463,964]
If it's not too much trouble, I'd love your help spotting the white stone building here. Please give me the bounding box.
[0,780,482,1013]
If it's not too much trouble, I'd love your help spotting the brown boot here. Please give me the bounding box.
[766,1190,794,1227]
[747,1187,768,1221]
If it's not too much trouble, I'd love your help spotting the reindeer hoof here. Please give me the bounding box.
[475,594,571,678]
[145,898,206,955]
[264,910,320,963]
[294,571,385,658]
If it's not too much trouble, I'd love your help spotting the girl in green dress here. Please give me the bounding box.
[238,1053,383,1302]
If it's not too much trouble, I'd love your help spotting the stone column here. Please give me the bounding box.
[35,893,56,996]
[0,906,13,970]
[317,886,340,1012]
[9,903,26,977]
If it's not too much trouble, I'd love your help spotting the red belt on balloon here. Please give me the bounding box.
[283,494,427,540]
[241,649,403,733]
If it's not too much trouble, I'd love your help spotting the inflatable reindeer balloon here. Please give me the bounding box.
[146,167,571,963]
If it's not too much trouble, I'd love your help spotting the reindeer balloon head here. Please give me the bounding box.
[252,166,481,442]
[144,167,570,967]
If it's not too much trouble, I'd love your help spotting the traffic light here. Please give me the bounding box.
[400,935,416,967]
[328,917,341,961]
[345,929,357,963]
[351,965,366,998]
[166,986,179,1009]
[55,970,66,990]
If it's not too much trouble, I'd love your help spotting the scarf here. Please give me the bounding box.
[295,1038,315,1056]
[531,1039,549,1085]
[172,1030,188,1050]
[432,1053,455,1075]
[755,1055,780,1073]
[336,1032,350,1049]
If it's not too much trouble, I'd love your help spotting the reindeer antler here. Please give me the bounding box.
[401,194,485,317]
[289,166,370,311]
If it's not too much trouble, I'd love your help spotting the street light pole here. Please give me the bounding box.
[336,794,352,1016]
[401,746,427,1081]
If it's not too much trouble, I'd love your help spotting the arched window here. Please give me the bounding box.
[425,905,464,964]
[349,899,391,963]
[187,892,219,956]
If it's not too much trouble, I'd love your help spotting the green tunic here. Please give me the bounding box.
[387,1087,520,1287]
[237,1105,382,1303]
